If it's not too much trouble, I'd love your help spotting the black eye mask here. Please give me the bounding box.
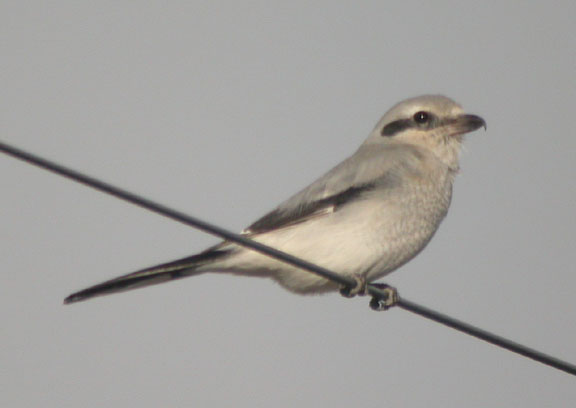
[381,111,439,137]
[380,119,413,137]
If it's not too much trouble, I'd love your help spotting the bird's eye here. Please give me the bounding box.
[413,111,430,124]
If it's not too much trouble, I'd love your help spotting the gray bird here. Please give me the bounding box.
[64,95,485,305]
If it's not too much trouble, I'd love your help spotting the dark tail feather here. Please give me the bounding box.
[64,249,229,304]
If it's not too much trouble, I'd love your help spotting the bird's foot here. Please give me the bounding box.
[339,276,367,298]
[369,283,399,311]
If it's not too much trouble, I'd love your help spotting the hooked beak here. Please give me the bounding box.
[446,114,486,136]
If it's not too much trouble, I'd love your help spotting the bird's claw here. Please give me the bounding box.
[339,276,367,298]
[369,284,399,311]
[340,279,399,311]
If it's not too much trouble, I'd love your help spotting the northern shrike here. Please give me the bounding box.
[64,95,485,304]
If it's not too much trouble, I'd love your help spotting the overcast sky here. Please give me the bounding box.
[2,2,576,407]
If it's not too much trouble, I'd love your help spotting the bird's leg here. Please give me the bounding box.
[369,283,399,311]
[339,276,367,298]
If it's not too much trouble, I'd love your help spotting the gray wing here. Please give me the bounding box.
[244,183,376,234]
[243,143,418,235]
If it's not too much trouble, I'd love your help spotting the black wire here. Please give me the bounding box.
[0,141,354,288]
[398,299,576,376]
[2,140,575,377]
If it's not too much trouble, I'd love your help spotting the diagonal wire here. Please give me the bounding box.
[1,140,575,377]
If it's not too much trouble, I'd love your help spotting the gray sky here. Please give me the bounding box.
[2,2,575,407]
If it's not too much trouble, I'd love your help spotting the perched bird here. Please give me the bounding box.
[64,95,485,305]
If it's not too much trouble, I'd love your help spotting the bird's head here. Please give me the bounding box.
[365,95,485,171]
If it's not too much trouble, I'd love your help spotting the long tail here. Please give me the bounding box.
[64,248,229,304]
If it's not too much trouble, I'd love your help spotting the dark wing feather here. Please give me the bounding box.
[244,183,375,235]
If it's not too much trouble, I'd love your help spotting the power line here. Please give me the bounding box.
[1,140,575,377]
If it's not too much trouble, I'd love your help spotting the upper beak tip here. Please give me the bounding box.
[468,114,486,132]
